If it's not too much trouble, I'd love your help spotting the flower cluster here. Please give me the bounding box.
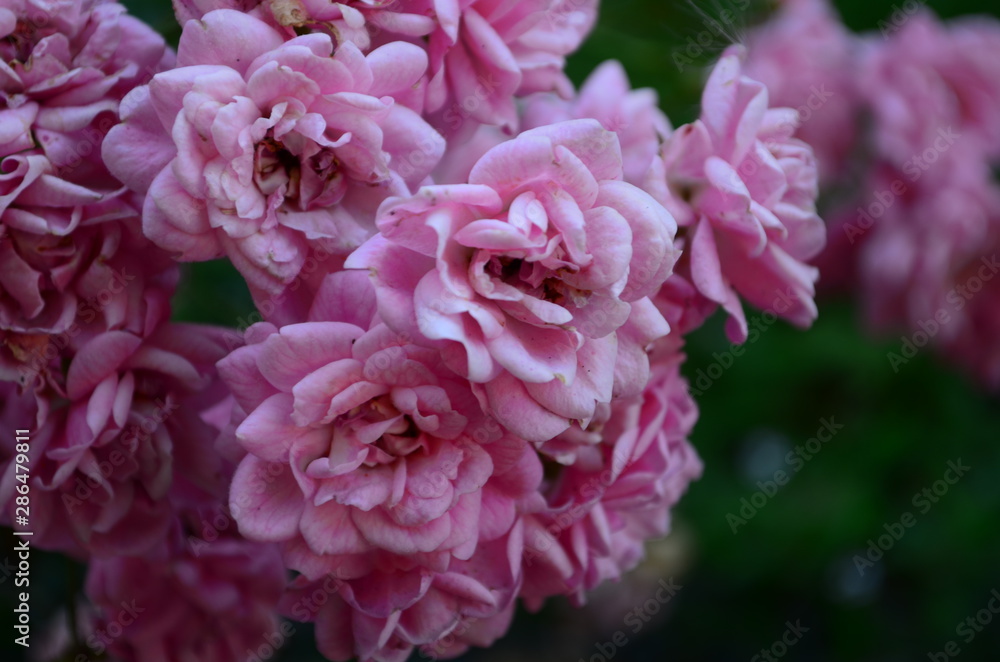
[1,1,829,661]
[744,0,1000,388]
[0,2,286,658]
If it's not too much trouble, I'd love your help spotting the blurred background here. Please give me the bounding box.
[5,1,1000,660]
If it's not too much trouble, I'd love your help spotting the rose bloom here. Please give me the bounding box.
[348,119,678,443]
[648,46,826,342]
[222,271,538,559]
[281,528,526,662]
[0,0,173,184]
[103,9,444,297]
[221,271,543,660]
[1,0,177,400]
[851,145,1000,388]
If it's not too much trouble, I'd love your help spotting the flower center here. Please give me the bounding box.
[343,395,424,466]
[253,134,344,209]
[3,20,37,64]
[485,255,587,307]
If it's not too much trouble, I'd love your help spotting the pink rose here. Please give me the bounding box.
[221,271,543,660]
[222,271,539,557]
[651,46,826,342]
[282,529,524,662]
[348,119,677,442]
[0,0,177,395]
[103,9,444,296]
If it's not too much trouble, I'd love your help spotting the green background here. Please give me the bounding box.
[6,1,1000,660]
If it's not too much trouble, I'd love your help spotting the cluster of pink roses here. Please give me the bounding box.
[744,0,1000,387]
[0,0,287,657]
[1,1,828,660]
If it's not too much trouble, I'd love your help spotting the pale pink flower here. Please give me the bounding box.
[743,0,861,182]
[520,356,702,607]
[651,46,826,342]
[103,9,444,295]
[222,271,542,660]
[348,119,677,443]
[222,271,539,558]
[424,0,599,133]
[85,513,285,662]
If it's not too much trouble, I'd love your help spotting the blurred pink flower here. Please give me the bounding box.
[348,119,677,443]
[743,0,861,183]
[0,323,236,557]
[103,9,444,295]
[860,10,1000,167]
[650,46,826,342]
[85,512,285,662]
[851,146,1000,388]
